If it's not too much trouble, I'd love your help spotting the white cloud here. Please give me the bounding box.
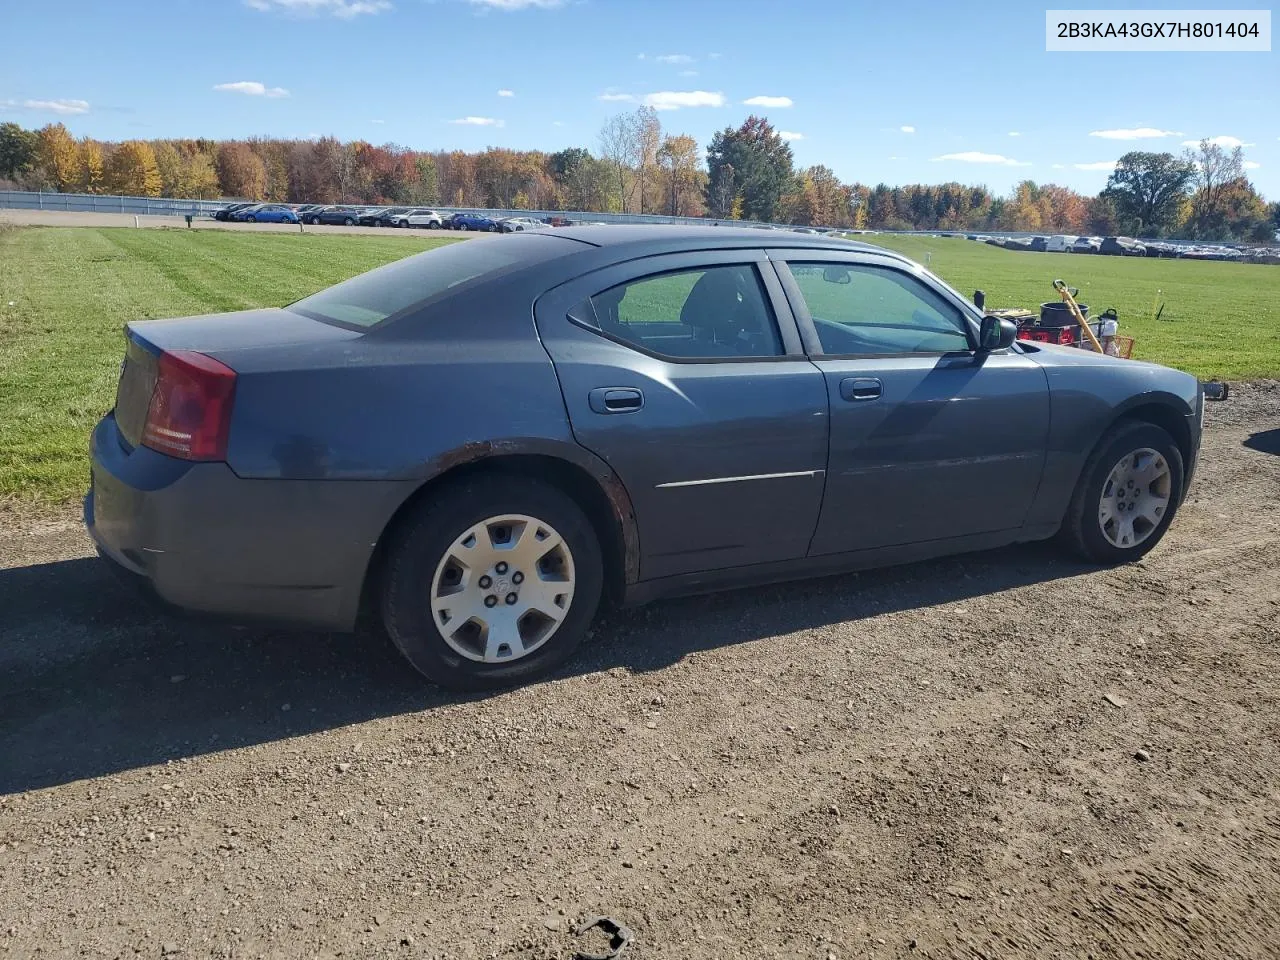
[743,95,793,108]
[1051,163,1066,169]
[636,53,646,60]
[467,0,563,8]
[779,131,804,141]
[1074,161,1117,171]
[886,155,902,161]
[900,125,915,134]
[1244,160,1261,169]
[1008,131,1022,137]
[656,54,694,64]
[708,52,722,59]
[597,92,636,103]
[18,98,90,115]
[643,90,724,110]
[213,81,290,98]
[1089,127,1182,140]
[679,70,698,77]
[450,115,502,126]
[244,0,391,17]
[553,120,564,127]
[1181,135,1254,148]
[497,88,515,97]
[932,151,1029,166]
[370,118,385,124]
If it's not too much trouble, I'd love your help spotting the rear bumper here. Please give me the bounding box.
[86,414,417,631]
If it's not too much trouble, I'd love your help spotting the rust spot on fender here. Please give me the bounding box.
[600,469,640,584]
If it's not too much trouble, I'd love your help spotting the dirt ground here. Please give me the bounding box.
[2,384,1278,960]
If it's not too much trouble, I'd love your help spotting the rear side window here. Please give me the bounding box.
[583,264,783,359]
[289,234,572,329]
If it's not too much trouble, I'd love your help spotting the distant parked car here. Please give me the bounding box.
[295,204,325,218]
[307,206,362,226]
[498,217,548,233]
[214,203,255,222]
[1072,236,1102,254]
[1029,236,1049,252]
[1100,236,1147,257]
[394,209,445,229]
[239,204,300,224]
[448,212,499,232]
[359,207,409,226]
[1045,235,1077,252]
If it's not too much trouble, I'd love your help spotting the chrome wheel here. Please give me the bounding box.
[430,514,575,664]
[1098,447,1172,549]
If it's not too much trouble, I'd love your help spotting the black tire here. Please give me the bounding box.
[460,223,470,231]
[428,221,439,229]
[380,475,604,690]
[246,215,256,222]
[1060,420,1184,564]
[344,217,355,225]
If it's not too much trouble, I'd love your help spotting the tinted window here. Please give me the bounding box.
[789,262,971,355]
[288,234,570,329]
[585,264,783,359]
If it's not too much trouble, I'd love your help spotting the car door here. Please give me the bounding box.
[535,250,830,581]
[771,251,1050,555]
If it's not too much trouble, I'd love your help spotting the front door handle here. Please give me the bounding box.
[589,387,644,414]
[839,377,882,402]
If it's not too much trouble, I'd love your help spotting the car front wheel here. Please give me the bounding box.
[381,476,603,689]
[1060,420,1184,564]
[344,217,355,225]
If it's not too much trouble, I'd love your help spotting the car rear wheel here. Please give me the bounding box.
[344,217,355,225]
[380,476,603,690]
[428,221,439,229]
[460,223,470,231]
[246,215,256,222]
[1060,420,1184,564]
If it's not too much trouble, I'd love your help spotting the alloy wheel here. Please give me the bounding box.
[430,513,575,664]
[1098,447,1172,548]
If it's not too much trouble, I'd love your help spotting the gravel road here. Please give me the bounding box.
[2,384,1278,959]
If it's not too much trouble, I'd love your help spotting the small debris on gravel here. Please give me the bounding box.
[335,762,351,773]
[1103,693,1128,708]
[1135,749,1152,762]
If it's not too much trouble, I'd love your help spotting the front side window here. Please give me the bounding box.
[584,264,783,359]
[788,262,972,356]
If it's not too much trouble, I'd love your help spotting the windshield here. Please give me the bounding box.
[287,234,574,328]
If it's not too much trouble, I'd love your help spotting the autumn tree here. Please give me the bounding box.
[152,141,183,196]
[707,162,737,218]
[656,134,701,216]
[178,150,220,198]
[37,123,81,191]
[216,141,267,200]
[78,138,104,193]
[1101,151,1195,236]
[105,140,162,196]
[412,154,439,204]
[0,122,39,180]
[1184,139,1246,239]
[706,116,794,222]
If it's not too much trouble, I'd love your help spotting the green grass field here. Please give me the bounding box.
[0,227,458,507]
[0,224,1276,509]
[856,234,1280,379]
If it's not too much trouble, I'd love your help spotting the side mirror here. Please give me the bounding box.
[822,265,852,284]
[973,289,985,311]
[978,316,1017,352]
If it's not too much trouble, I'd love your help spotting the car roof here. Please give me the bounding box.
[549,224,896,258]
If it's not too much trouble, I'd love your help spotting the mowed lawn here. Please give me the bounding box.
[1,224,1277,509]
[0,227,458,507]
[858,234,1280,380]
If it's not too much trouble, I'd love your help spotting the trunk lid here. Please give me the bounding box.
[113,307,360,449]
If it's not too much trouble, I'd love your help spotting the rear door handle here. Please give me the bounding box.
[589,387,644,414]
[839,377,882,402]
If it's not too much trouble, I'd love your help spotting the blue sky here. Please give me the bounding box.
[1,0,1276,197]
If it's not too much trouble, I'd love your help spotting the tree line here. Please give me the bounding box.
[1,114,1275,242]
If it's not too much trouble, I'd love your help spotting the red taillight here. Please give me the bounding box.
[141,350,237,461]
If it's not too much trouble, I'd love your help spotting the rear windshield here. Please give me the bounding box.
[288,234,574,329]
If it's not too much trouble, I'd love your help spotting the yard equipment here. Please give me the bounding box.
[1052,279,1105,353]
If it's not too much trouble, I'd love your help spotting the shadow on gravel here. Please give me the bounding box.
[1244,428,1280,456]
[0,543,1082,794]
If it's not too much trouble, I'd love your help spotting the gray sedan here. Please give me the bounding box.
[87,227,1202,688]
